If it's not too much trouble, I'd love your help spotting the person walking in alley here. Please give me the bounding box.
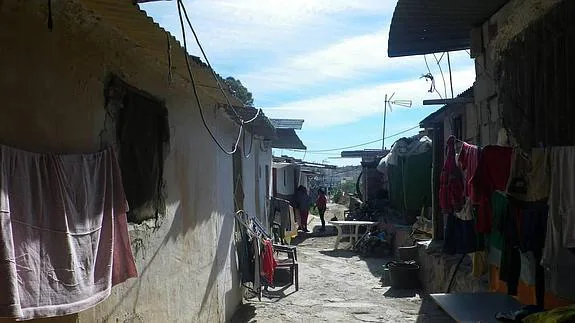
[316,189,327,232]
[295,185,311,233]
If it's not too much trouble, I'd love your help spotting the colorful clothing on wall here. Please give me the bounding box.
[261,239,277,285]
[506,148,550,202]
[471,145,513,233]
[458,142,480,200]
[439,136,464,213]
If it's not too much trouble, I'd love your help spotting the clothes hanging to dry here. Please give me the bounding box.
[439,136,464,214]
[0,145,137,320]
[506,148,550,202]
[542,146,575,301]
[471,145,513,233]
[261,239,277,285]
[457,142,479,200]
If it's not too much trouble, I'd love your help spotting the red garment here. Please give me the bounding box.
[471,145,513,233]
[458,142,479,200]
[439,136,465,213]
[299,210,309,229]
[316,194,327,209]
[261,239,277,284]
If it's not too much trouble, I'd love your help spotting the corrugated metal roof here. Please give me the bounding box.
[80,0,242,106]
[272,129,306,150]
[419,86,474,126]
[388,0,509,57]
[270,119,304,130]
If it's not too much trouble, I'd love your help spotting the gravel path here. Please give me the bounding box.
[230,204,452,323]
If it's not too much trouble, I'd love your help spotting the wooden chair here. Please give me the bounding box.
[273,244,299,291]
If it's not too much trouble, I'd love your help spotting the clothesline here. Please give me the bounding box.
[235,210,271,240]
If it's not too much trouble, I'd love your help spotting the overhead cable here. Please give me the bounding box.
[177,0,243,155]
[178,0,261,124]
[288,125,420,153]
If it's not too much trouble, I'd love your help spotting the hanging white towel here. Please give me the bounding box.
[0,145,137,320]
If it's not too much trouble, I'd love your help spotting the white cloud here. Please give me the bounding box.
[264,67,477,129]
[143,0,394,63]
[237,29,424,94]
[143,0,477,131]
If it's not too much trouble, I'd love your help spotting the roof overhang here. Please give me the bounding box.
[271,129,306,150]
[388,0,509,57]
[270,119,304,130]
[219,104,276,140]
[420,87,474,127]
[340,149,389,159]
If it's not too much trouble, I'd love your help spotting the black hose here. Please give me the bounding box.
[446,254,466,293]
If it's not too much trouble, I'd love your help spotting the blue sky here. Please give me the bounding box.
[142,0,476,166]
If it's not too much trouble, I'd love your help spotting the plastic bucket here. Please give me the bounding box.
[386,261,420,290]
[398,245,419,262]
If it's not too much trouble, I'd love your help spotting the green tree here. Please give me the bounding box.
[223,77,254,107]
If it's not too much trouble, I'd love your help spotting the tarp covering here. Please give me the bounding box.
[377,136,432,172]
[378,136,432,215]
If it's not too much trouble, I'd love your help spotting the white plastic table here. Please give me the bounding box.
[328,221,378,250]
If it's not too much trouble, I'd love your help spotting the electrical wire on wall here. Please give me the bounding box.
[176,0,243,155]
[177,0,262,124]
[432,53,448,99]
[242,130,254,158]
[422,55,442,99]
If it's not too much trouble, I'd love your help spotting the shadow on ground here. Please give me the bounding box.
[380,289,454,322]
[229,303,256,323]
[416,294,455,323]
[319,247,390,278]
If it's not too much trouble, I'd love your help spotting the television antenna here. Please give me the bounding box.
[382,93,412,151]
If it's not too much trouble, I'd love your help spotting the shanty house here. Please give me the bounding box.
[389,0,575,313]
[0,1,275,322]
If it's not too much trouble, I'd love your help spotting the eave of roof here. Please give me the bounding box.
[388,0,509,57]
[272,129,306,150]
[340,149,389,159]
[217,104,276,140]
[270,119,304,130]
[419,86,474,126]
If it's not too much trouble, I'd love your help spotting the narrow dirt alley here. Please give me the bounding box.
[230,204,453,323]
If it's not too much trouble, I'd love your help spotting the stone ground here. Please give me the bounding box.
[230,204,454,323]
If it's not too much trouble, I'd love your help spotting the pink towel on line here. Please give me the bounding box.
[0,145,137,321]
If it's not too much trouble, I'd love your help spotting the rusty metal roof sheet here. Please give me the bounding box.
[80,0,243,106]
[388,0,509,57]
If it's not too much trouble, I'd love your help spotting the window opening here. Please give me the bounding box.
[106,76,170,224]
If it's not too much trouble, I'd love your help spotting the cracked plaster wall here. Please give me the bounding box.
[473,0,560,146]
